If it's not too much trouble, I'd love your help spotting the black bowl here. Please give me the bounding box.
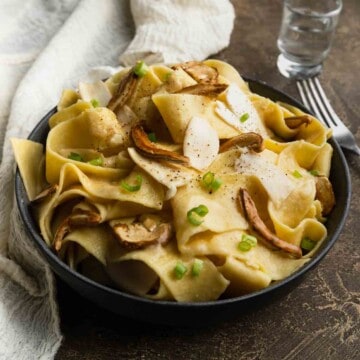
[15,79,351,326]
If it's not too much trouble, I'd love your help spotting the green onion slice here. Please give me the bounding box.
[68,152,84,162]
[194,204,209,216]
[147,132,157,142]
[163,72,172,82]
[192,259,204,277]
[308,169,319,176]
[88,157,103,166]
[300,237,317,251]
[134,60,149,77]
[187,205,209,226]
[201,172,222,192]
[241,234,257,247]
[211,177,223,191]
[238,241,252,252]
[292,170,303,178]
[238,234,257,252]
[90,98,100,108]
[240,113,249,123]
[120,175,143,192]
[174,261,187,279]
[202,171,214,187]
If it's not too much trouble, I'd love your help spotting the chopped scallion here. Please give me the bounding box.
[120,175,143,192]
[300,237,317,252]
[174,261,187,279]
[194,204,209,217]
[90,98,100,108]
[202,171,214,187]
[238,241,252,252]
[292,170,303,178]
[163,72,172,82]
[134,60,149,77]
[147,132,157,142]
[309,169,319,176]
[238,233,257,252]
[201,171,222,192]
[192,259,204,277]
[187,205,209,226]
[88,157,103,166]
[241,234,257,247]
[211,177,223,191]
[240,113,249,123]
[68,152,84,162]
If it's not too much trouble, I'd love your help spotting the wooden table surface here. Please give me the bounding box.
[56,1,360,359]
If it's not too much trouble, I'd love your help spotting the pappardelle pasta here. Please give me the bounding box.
[12,60,335,302]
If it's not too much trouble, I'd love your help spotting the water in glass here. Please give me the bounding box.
[277,0,342,79]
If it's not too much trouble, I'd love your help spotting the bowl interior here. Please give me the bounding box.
[14,78,351,325]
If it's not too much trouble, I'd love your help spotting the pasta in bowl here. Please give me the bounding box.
[13,60,350,318]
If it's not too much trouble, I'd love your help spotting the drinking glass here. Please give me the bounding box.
[277,0,342,79]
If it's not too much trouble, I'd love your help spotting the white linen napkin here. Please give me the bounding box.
[0,0,235,358]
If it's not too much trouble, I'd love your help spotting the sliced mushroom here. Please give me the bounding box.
[315,176,335,216]
[175,83,228,96]
[68,209,102,226]
[53,209,102,252]
[284,115,312,129]
[219,132,264,153]
[110,218,172,249]
[31,184,58,204]
[172,61,219,83]
[107,68,138,112]
[131,124,189,165]
[239,188,303,258]
[54,218,71,252]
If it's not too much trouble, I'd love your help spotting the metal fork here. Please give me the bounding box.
[297,77,360,155]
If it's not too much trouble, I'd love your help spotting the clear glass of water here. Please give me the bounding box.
[277,0,342,79]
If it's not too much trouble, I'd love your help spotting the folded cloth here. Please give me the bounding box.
[120,0,235,65]
[0,0,234,358]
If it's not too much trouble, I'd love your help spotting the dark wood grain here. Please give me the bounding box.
[56,1,360,359]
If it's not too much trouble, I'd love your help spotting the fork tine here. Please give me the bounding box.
[309,78,360,155]
[312,77,341,127]
[307,78,337,127]
[296,81,312,112]
[296,77,360,156]
[297,80,330,127]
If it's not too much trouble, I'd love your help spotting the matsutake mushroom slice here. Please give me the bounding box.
[131,124,189,165]
[219,132,264,153]
[54,218,71,252]
[315,175,336,216]
[68,209,102,227]
[183,116,219,170]
[108,68,138,112]
[239,188,303,258]
[78,80,112,107]
[175,83,228,97]
[53,209,102,252]
[284,115,312,129]
[110,217,173,249]
[172,61,219,83]
[31,184,58,204]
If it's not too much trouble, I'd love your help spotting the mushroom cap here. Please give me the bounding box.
[315,175,336,216]
[110,218,172,250]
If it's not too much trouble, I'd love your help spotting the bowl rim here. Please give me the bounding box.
[15,77,352,309]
